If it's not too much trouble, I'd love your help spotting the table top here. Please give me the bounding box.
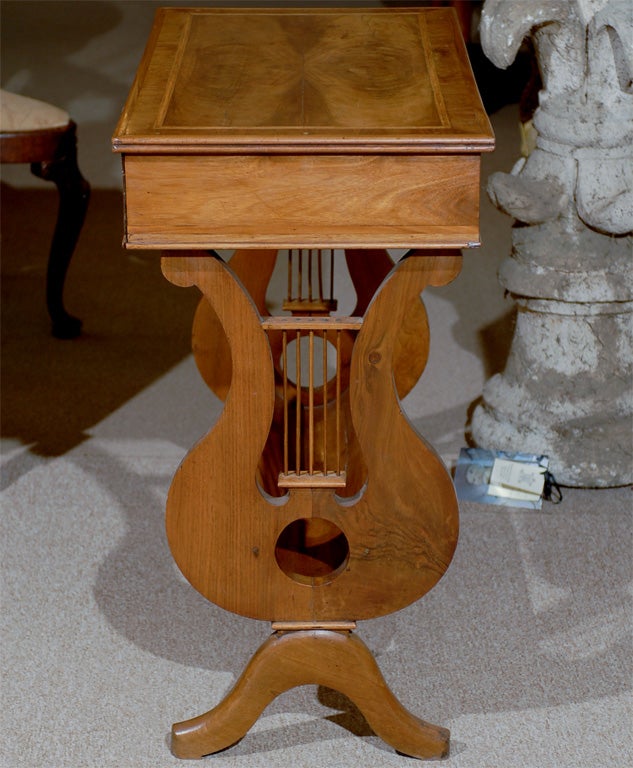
[113,6,493,155]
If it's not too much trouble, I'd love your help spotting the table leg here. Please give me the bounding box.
[31,122,90,339]
[171,629,449,760]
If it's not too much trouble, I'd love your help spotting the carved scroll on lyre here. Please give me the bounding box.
[191,249,278,401]
[345,249,430,399]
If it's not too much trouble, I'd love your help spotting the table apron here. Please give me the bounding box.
[121,153,481,249]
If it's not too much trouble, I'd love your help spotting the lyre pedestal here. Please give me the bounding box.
[113,6,493,761]
[171,629,450,760]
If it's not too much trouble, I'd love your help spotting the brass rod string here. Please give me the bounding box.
[295,330,301,475]
[329,250,334,301]
[317,250,324,302]
[309,330,314,474]
[336,330,341,475]
[283,330,288,476]
[322,328,328,475]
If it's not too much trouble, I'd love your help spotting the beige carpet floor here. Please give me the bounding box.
[2,3,632,767]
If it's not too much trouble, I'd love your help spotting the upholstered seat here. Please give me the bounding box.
[0,90,70,132]
[0,89,90,338]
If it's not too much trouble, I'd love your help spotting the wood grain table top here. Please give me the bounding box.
[113,7,493,155]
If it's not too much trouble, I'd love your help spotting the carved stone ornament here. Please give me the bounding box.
[472,0,632,486]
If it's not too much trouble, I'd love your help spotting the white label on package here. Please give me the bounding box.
[489,458,546,497]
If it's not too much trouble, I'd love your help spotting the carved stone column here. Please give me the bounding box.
[471,0,632,486]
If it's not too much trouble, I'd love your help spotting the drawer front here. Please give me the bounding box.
[122,154,481,249]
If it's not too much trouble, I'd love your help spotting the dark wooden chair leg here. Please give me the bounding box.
[31,122,90,339]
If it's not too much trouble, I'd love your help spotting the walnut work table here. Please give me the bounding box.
[113,6,493,761]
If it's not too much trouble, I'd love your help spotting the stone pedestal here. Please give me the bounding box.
[471,0,632,486]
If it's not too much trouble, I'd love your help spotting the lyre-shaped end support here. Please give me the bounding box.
[171,629,449,760]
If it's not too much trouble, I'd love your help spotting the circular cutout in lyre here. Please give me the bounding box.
[282,335,338,389]
[275,517,349,586]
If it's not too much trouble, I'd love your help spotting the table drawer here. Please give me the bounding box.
[122,153,481,250]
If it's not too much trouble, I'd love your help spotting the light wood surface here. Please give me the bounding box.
[114,6,493,758]
[171,630,450,760]
[121,153,481,249]
[192,249,428,406]
[114,7,492,152]
[113,7,493,250]
[162,251,461,622]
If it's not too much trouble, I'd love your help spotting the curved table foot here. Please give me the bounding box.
[171,630,449,760]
